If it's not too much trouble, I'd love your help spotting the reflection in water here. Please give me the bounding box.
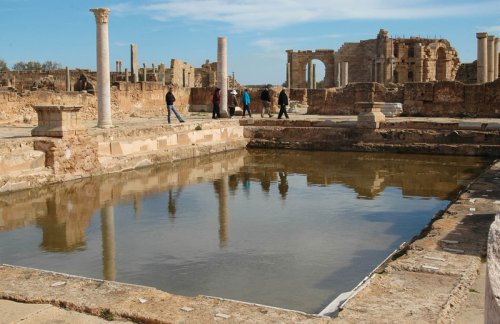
[101,205,116,281]
[278,172,289,199]
[214,175,229,248]
[167,188,182,219]
[0,149,491,313]
[133,195,142,218]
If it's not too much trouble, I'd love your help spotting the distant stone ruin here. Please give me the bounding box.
[287,29,461,88]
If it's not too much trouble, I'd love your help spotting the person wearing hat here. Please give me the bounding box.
[228,89,239,118]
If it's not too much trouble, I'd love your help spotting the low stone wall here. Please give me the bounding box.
[486,215,500,323]
[306,80,500,117]
[242,119,500,157]
[0,120,248,193]
[0,85,190,123]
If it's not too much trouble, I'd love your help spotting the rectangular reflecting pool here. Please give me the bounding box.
[0,149,490,313]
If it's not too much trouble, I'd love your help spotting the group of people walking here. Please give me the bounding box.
[212,87,290,119]
[165,86,290,124]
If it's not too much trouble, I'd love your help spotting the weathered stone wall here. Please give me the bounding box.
[0,120,248,193]
[0,85,190,123]
[306,80,500,117]
[456,61,477,84]
[0,70,95,92]
[307,83,399,115]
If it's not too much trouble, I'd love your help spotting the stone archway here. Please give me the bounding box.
[287,50,335,88]
[436,47,447,81]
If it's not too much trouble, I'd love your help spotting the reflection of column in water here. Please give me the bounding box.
[101,205,116,281]
[261,172,271,193]
[133,195,142,218]
[278,172,289,200]
[214,175,229,248]
[168,189,176,218]
[167,188,183,219]
[243,173,251,197]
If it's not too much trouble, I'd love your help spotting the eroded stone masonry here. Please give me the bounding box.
[287,29,461,88]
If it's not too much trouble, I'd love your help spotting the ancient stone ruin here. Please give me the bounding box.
[287,29,461,88]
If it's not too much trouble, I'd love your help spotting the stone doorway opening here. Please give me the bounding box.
[308,59,326,89]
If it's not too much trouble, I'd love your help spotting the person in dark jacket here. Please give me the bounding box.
[228,89,239,118]
[260,87,273,118]
[212,87,221,119]
[277,88,289,119]
[165,87,184,124]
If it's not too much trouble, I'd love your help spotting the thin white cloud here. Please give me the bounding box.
[114,0,499,31]
[480,25,500,33]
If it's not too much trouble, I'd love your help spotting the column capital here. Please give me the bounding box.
[90,8,110,24]
[495,38,499,45]
[477,32,488,39]
[488,35,495,41]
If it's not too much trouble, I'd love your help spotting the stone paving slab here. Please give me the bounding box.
[0,265,330,324]
[0,299,131,324]
[334,160,499,323]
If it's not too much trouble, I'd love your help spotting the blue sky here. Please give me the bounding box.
[1,0,499,85]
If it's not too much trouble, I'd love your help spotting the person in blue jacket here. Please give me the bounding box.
[242,88,252,118]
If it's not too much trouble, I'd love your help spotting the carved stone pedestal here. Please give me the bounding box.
[32,105,85,137]
[356,102,386,129]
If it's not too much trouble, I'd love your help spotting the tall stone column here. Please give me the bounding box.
[494,37,499,80]
[334,62,341,87]
[142,63,147,82]
[307,63,313,89]
[286,63,291,89]
[341,61,349,87]
[65,67,70,92]
[488,35,495,82]
[217,37,228,116]
[90,8,113,128]
[477,32,488,84]
[313,64,317,89]
[130,44,138,83]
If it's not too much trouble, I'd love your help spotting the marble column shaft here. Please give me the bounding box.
[312,64,316,89]
[477,32,488,84]
[487,35,495,82]
[131,44,139,83]
[90,8,113,128]
[494,38,499,80]
[334,62,341,87]
[341,61,349,87]
[65,67,70,92]
[217,37,228,116]
[286,63,291,89]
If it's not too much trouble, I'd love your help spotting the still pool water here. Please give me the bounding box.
[0,149,490,313]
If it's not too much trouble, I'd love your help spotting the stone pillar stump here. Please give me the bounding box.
[32,105,85,137]
[356,102,386,129]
